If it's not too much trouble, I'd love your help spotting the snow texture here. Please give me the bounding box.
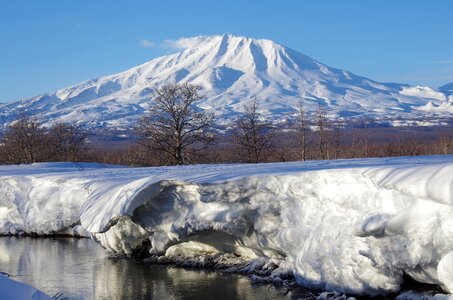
[1,156,453,296]
[1,34,452,130]
[0,274,51,300]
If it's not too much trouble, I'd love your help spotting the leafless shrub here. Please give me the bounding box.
[231,98,276,163]
[48,122,89,162]
[0,115,48,164]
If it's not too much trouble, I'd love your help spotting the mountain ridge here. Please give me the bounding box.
[1,34,452,130]
[439,82,453,95]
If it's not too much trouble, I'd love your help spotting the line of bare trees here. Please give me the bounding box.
[0,116,89,164]
[118,83,453,166]
[1,83,453,166]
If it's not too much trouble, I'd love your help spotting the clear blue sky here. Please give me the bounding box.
[1,0,453,102]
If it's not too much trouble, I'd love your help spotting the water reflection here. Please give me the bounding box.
[0,237,291,300]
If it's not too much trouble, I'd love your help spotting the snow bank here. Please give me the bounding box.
[0,162,117,236]
[0,274,51,300]
[1,157,453,296]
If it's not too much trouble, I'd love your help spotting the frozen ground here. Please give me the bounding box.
[0,156,453,296]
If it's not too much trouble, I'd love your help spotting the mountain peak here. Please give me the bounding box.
[175,34,285,54]
[0,35,451,130]
[439,82,453,92]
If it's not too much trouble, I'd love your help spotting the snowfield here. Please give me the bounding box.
[1,157,453,296]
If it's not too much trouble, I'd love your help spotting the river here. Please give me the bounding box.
[0,237,303,300]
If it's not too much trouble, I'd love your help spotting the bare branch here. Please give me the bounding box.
[136,83,214,165]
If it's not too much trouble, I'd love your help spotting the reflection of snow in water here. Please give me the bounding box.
[0,237,289,300]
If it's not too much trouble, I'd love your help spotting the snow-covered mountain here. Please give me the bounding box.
[1,34,452,130]
[440,82,453,95]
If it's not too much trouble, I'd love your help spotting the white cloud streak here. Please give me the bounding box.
[139,39,157,48]
[139,36,208,50]
[434,59,453,65]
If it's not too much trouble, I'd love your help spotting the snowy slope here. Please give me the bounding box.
[1,157,453,296]
[1,34,452,130]
[440,83,453,97]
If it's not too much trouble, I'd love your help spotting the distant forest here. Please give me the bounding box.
[1,84,453,166]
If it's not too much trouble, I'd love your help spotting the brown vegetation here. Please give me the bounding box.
[1,85,452,166]
[231,98,276,163]
[0,116,89,164]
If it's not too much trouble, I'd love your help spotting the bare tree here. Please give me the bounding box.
[331,120,343,159]
[350,122,358,158]
[232,98,275,163]
[438,135,453,154]
[362,121,370,157]
[137,83,214,165]
[49,122,89,161]
[316,103,328,159]
[385,133,422,157]
[296,99,310,161]
[0,115,47,164]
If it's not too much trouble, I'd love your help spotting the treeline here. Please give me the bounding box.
[1,83,453,166]
[102,124,453,166]
[0,116,89,164]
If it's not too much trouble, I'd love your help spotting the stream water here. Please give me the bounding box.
[0,237,298,300]
[0,236,444,300]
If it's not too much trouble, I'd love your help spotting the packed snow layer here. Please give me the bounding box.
[1,157,453,296]
[0,274,51,300]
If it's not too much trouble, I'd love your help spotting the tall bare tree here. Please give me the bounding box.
[331,120,343,159]
[350,122,357,158]
[232,98,275,163]
[316,103,328,159]
[0,115,47,164]
[137,83,214,165]
[362,122,370,157]
[438,135,453,154]
[296,99,310,161]
[49,122,89,161]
